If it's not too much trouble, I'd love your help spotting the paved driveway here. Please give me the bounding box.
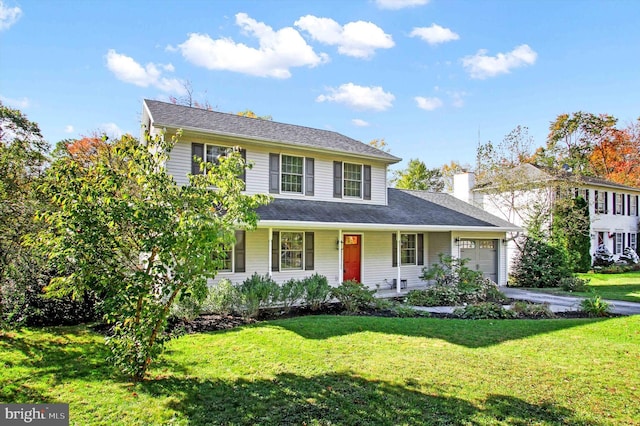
[501,287,640,315]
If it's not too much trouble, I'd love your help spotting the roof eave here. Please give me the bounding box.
[257,220,521,232]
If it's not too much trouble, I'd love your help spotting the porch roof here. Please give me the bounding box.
[256,188,520,232]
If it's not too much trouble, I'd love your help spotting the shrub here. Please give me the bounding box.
[580,295,610,317]
[559,276,590,292]
[406,286,460,307]
[330,280,376,313]
[169,293,202,321]
[510,301,556,319]
[201,279,241,315]
[420,254,482,286]
[592,244,614,268]
[453,302,516,320]
[301,273,331,311]
[618,247,639,265]
[279,278,305,312]
[237,273,279,318]
[510,237,572,288]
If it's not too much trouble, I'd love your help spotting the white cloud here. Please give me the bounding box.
[64,125,74,133]
[0,1,21,31]
[317,83,395,111]
[352,118,370,127]
[176,13,327,79]
[415,96,443,111]
[105,50,186,94]
[99,123,124,138]
[462,44,537,79]
[295,15,394,59]
[375,0,429,10]
[0,95,29,108]
[410,24,459,45]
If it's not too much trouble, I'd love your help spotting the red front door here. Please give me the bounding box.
[343,234,361,282]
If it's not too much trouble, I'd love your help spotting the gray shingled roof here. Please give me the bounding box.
[144,99,401,163]
[256,188,519,230]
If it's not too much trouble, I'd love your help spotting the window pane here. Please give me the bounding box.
[281,231,304,270]
[206,145,227,165]
[400,234,416,265]
[281,155,303,193]
[343,163,361,197]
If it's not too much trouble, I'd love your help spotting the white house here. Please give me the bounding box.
[142,99,519,290]
[453,164,640,270]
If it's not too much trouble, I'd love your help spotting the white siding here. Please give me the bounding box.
[163,136,390,206]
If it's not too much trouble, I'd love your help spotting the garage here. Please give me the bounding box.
[459,239,498,283]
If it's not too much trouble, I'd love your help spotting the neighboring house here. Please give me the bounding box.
[453,164,640,271]
[142,99,519,290]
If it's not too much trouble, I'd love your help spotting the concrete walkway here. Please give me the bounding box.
[500,287,640,315]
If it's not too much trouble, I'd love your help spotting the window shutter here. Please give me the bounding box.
[269,153,280,193]
[234,230,246,273]
[628,194,632,216]
[333,161,343,198]
[392,233,397,267]
[363,165,372,200]
[636,195,639,216]
[305,232,314,270]
[305,158,315,196]
[191,143,204,175]
[613,192,617,214]
[271,231,280,272]
[417,233,424,266]
[605,191,609,213]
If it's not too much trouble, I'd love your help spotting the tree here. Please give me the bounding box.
[391,158,444,191]
[368,138,390,153]
[0,102,50,325]
[536,112,617,175]
[589,118,640,187]
[37,131,270,380]
[169,80,215,111]
[237,110,272,120]
[440,160,469,192]
[475,125,534,182]
[551,195,591,272]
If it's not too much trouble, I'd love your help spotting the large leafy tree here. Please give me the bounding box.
[391,158,444,191]
[0,102,50,325]
[38,131,269,380]
[589,118,640,187]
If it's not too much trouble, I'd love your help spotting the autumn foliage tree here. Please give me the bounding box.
[589,118,640,187]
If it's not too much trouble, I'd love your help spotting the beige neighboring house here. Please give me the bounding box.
[142,99,519,290]
[453,164,640,272]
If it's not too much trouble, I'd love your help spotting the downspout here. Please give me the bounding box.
[338,229,343,284]
[396,230,401,293]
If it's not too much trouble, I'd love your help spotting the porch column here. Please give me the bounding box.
[268,227,273,277]
[338,229,343,284]
[396,230,401,293]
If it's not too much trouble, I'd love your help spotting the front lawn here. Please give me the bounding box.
[1,316,639,425]
[529,271,640,303]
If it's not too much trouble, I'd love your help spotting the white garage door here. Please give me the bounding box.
[459,239,498,283]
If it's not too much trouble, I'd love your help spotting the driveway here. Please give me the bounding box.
[500,287,640,315]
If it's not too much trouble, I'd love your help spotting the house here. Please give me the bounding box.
[453,164,640,270]
[142,99,519,291]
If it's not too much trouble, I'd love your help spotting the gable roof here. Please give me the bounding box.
[256,188,519,231]
[144,99,401,164]
[475,163,640,193]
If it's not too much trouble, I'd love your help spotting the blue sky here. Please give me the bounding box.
[1,0,639,170]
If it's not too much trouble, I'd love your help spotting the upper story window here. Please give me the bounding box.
[191,143,246,182]
[269,153,314,196]
[333,161,371,200]
[281,155,304,193]
[594,190,608,214]
[629,195,638,216]
[614,193,625,215]
[343,163,362,198]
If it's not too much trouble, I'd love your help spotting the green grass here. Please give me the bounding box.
[2,317,640,425]
[529,271,640,303]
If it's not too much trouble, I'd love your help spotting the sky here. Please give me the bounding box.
[1,0,639,171]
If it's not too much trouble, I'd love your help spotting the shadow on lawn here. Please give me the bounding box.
[0,326,111,403]
[138,372,599,426]
[267,315,612,348]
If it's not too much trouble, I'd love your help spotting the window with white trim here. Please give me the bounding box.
[614,232,624,254]
[218,231,245,273]
[281,155,304,193]
[630,195,638,216]
[630,233,637,250]
[595,191,607,214]
[400,234,417,265]
[615,193,624,215]
[281,231,304,270]
[343,163,362,198]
